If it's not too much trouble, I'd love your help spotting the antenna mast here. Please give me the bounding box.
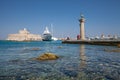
[51,24,53,36]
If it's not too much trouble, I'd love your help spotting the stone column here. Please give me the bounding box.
[79,15,85,40]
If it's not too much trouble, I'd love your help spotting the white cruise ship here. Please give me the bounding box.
[42,27,52,41]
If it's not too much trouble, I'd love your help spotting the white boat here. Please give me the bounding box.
[42,27,52,41]
[52,37,58,41]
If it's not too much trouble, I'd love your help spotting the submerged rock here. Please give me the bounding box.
[35,53,59,60]
[21,48,40,53]
[58,46,63,49]
[31,48,40,51]
[104,48,120,52]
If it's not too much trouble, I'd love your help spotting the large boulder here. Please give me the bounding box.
[36,53,59,60]
[117,44,120,48]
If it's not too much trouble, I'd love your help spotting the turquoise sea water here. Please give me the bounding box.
[0,40,120,80]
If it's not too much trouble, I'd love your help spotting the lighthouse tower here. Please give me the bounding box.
[79,14,85,40]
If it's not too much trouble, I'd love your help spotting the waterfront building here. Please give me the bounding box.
[79,14,85,40]
[7,28,42,41]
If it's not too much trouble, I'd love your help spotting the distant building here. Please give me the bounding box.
[7,28,42,41]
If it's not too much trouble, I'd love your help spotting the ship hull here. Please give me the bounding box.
[42,34,52,41]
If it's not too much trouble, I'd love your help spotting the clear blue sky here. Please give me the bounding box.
[0,0,120,39]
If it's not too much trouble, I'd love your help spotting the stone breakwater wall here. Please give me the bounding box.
[62,40,120,46]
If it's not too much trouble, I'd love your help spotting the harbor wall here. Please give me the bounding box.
[62,40,120,46]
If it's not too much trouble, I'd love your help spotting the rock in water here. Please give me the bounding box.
[36,53,59,60]
[117,44,120,48]
[31,48,40,51]
[58,46,63,48]
[104,48,120,52]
